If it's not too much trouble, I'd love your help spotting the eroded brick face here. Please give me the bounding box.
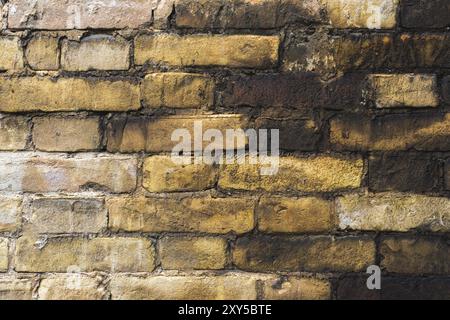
[0,0,449,301]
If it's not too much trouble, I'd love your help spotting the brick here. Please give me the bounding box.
[401,0,450,28]
[174,0,324,29]
[38,274,106,300]
[33,117,101,152]
[219,155,364,192]
[160,237,227,270]
[7,0,164,29]
[0,277,34,300]
[0,154,137,193]
[262,277,331,300]
[61,35,130,71]
[0,116,29,151]
[368,153,440,192]
[25,35,59,70]
[15,236,155,272]
[107,196,254,234]
[106,115,248,153]
[233,236,375,272]
[110,274,260,300]
[0,197,21,232]
[0,37,24,70]
[330,113,450,151]
[323,0,398,29]
[142,73,214,108]
[337,193,450,232]
[0,239,7,272]
[0,77,140,112]
[443,76,450,104]
[135,34,279,68]
[257,196,333,233]
[29,198,107,234]
[284,33,450,74]
[367,74,439,108]
[381,237,450,274]
[143,156,219,193]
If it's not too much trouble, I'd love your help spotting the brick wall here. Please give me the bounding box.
[0,0,449,300]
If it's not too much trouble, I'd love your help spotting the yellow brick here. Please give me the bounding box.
[0,239,8,272]
[0,37,24,70]
[0,277,34,300]
[0,116,29,151]
[15,236,155,272]
[160,237,227,270]
[135,34,279,68]
[142,73,215,108]
[143,156,219,193]
[25,34,59,70]
[0,77,140,112]
[0,197,21,232]
[38,274,106,300]
[263,277,331,300]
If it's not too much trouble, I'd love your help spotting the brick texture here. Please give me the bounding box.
[0,0,448,300]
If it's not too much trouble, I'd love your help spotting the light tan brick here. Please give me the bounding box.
[142,73,215,108]
[257,196,333,233]
[367,74,439,108]
[381,237,450,274]
[107,196,254,234]
[143,156,219,193]
[0,116,29,151]
[61,36,130,71]
[0,197,22,232]
[0,77,140,112]
[7,0,167,29]
[0,37,24,70]
[33,117,101,152]
[29,198,106,234]
[107,114,248,153]
[110,274,261,300]
[160,237,227,270]
[0,277,34,300]
[219,155,364,192]
[0,154,137,193]
[0,239,8,272]
[337,193,450,232]
[15,236,155,272]
[135,34,279,68]
[38,274,106,300]
[25,34,59,70]
[322,0,399,29]
[263,277,331,300]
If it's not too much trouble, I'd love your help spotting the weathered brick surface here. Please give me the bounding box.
[15,236,155,272]
[143,156,219,193]
[29,198,106,234]
[107,115,247,153]
[367,74,439,108]
[110,274,260,300]
[0,197,21,232]
[0,154,137,193]
[337,193,450,232]
[61,36,130,71]
[262,277,331,300]
[381,237,450,275]
[0,0,448,300]
[160,237,227,270]
[107,196,254,234]
[219,155,364,192]
[0,116,29,151]
[330,113,450,151]
[135,34,279,68]
[233,236,375,272]
[33,117,101,152]
[142,73,215,109]
[0,77,140,112]
[38,274,106,300]
[0,37,23,70]
[257,196,333,233]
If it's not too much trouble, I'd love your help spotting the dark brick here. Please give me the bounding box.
[443,76,450,104]
[369,153,441,193]
[401,0,450,28]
